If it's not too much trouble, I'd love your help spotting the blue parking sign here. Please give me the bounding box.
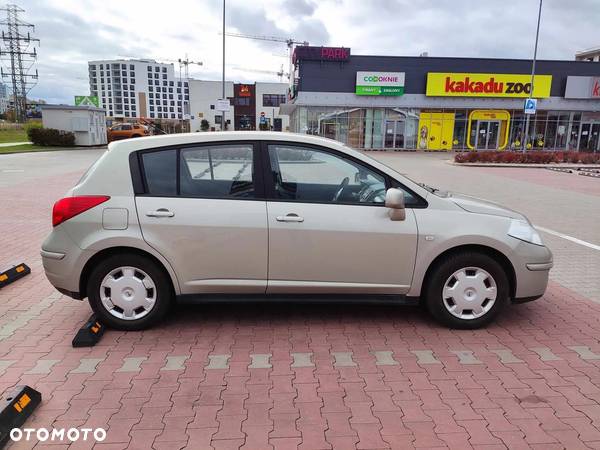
[524,98,537,114]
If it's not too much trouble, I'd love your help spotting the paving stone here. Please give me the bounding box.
[568,346,600,361]
[530,347,562,362]
[451,350,483,365]
[161,355,189,371]
[116,357,147,373]
[372,350,399,366]
[70,358,105,374]
[332,352,357,367]
[206,354,231,370]
[291,352,314,368]
[490,349,524,364]
[24,358,60,374]
[249,353,272,369]
[0,359,16,375]
[411,350,442,365]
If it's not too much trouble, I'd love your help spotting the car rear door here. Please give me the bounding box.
[134,141,268,294]
[262,142,419,295]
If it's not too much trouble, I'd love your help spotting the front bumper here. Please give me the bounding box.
[512,241,553,300]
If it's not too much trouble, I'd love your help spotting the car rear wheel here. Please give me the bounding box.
[87,253,172,330]
[425,252,508,329]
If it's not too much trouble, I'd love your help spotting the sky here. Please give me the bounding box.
[7,0,600,104]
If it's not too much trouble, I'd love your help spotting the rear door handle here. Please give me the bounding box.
[146,208,174,218]
[276,213,304,223]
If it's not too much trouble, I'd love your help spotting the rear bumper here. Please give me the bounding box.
[41,227,89,298]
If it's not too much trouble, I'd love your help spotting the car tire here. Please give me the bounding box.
[87,253,173,330]
[424,252,509,329]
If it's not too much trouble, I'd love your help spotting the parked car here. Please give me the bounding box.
[41,132,552,330]
[107,123,149,142]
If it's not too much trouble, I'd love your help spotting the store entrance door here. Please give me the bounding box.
[579,123,600,152]
[475,121,501,150]
[384,120,405,149]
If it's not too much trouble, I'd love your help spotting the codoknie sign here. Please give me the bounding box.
[356,72,405,96]
[426,72,552,98]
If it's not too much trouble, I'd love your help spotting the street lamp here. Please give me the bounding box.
[222,0,226,131]
[522,0,543,153]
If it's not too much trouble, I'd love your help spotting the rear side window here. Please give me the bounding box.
[180,145,255,198]
[141,149,177,196]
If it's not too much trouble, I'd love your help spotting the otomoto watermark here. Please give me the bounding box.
[10,427,107,443]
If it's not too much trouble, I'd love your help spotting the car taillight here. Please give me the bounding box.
[52,195,110,227]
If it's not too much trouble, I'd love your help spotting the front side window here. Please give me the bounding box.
[141,149,177,196]
[180,144,255,198]
[268,145,386,204]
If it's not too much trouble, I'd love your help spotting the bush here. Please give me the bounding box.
[455,151,600,165]
[27,127,76,146]
[24,121,42,139]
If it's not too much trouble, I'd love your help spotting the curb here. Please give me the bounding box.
[446,161,600,169]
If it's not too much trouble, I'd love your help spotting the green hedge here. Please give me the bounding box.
[27,127,76,146]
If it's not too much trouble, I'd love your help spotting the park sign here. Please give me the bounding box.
[74,95,99,107]
[355,72,405,96]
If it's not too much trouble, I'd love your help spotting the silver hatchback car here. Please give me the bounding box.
[41,132,552,330]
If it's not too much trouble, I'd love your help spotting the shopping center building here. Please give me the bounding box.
[281,47,600,151]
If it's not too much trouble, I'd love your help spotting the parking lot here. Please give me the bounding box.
[2,148,600,449]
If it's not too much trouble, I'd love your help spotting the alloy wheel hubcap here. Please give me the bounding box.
[100,266,157,320]
[442,267,497,320]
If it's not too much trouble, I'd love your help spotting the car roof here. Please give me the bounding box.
[108,131,350,154]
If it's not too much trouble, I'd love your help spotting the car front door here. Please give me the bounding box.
[263,142,419,295]
[135,142,268,294]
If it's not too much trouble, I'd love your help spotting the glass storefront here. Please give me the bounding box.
[289,106,600,152]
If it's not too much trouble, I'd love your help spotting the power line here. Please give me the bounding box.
[0,4,39,122]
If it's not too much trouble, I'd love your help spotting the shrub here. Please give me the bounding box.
[24,121,43,140]
[28,127,76,146]
[454,151,600,164]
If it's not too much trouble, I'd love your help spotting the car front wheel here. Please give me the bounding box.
[87,253,172,330]
[425,252,509,329]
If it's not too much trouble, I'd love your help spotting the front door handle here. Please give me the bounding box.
[276,213,304,223]
[146,208,174,218]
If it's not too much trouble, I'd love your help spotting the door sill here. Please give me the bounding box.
[176,293,418,306]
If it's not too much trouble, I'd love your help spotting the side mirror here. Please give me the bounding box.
[385,188,406,221]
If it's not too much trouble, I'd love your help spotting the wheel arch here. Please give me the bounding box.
[420,244,516,300]
[79,246,177,299]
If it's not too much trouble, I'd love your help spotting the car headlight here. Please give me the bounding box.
[508,219,544,246]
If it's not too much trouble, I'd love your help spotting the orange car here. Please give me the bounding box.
[107,123,150,142]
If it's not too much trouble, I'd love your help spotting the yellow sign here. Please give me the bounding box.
[426,72,552,98]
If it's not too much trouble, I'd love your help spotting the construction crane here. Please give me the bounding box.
[224,32,308,49]
[232,64,289,82]
[223,32,308,86]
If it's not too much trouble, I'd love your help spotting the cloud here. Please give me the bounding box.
[282,0,317,16]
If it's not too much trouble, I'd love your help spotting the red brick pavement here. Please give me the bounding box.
[3,168,600,449]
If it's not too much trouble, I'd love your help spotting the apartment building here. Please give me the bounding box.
[87,59,190,121]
